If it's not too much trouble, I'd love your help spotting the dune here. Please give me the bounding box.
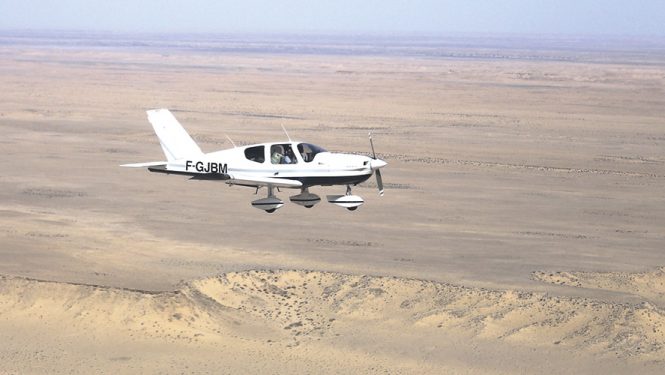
[534,267,665,307]
[1,269,664,373]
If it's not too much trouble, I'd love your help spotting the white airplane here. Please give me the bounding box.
[122,109,387,213]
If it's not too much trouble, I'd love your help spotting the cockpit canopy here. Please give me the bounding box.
[243,142,327,164]
[297,143,327,162]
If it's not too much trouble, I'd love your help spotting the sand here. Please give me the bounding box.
[1,31,665,373]
[1,270,662,374]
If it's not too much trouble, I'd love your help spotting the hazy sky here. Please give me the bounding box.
[1,0,664,36]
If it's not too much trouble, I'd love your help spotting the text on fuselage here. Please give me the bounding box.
[185,161,228,174]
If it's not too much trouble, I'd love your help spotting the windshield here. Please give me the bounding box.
[297,143,327,162]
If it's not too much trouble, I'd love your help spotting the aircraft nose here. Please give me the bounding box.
[370,159,387,170]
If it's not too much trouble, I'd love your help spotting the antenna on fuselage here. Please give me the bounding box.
[281,124,292,142]
[225,134,237,148]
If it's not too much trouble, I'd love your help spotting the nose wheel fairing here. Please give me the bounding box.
[327,185,364,210]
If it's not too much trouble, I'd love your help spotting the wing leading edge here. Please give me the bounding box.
[226,173,302,189]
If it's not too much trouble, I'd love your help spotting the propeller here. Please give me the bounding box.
[368,132,385,196]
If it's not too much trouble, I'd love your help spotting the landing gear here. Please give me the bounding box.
[251,185,284,213]
[253,185,364,212]
[326,185,364,211]
[289,188,321,208]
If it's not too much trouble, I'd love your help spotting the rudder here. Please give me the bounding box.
[147,109,203,161]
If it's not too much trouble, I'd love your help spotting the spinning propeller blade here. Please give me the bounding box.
[369,132,384,196]
[369,132,377,159]
[375,169,384,196]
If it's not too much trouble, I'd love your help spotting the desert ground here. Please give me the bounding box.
[1,31,665,373]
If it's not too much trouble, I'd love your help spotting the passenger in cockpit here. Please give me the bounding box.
[299,143,311,162]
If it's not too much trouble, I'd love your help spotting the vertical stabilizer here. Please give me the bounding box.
[147,109,203,161]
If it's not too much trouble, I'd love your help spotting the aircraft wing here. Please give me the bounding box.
[226,173,302,189]
[121,162,301,188]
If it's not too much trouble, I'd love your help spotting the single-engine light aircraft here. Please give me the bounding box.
[122,109,387,213]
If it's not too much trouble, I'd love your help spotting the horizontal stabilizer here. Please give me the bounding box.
[120,161,167,168]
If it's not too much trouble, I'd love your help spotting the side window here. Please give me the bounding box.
[244,146,265,163]
[271,144,298,164]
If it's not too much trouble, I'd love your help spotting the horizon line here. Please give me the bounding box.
[2,28,665,41]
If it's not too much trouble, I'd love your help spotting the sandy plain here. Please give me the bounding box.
[1,31,665,373]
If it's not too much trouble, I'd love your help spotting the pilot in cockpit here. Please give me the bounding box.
[284,148,296,164]
[271,145,284,164]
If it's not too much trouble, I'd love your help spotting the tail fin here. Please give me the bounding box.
[147,109,203,162]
